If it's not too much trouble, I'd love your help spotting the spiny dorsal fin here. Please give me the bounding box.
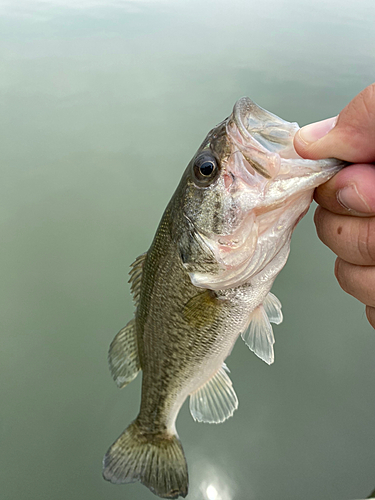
[108,319,141,388]
[263,292,283,324]
[128,252,147,306]
[189,363,238,424]
[242,306,275,365]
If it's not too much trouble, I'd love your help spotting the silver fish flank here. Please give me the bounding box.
[103,97,345,498]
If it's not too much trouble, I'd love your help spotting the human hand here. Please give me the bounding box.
[293,83,375,328]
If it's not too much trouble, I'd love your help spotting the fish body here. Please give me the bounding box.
[103,98,345,498]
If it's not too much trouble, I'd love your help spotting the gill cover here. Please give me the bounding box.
[183,97,345,291]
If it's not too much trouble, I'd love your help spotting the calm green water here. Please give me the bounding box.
[1,1,375,499]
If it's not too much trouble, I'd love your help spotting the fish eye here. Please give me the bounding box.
[199,161,215,176]
[193,153,219,186]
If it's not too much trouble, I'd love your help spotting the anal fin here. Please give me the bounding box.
[108,319,141,388]
[242,306,275,365]
[189,363,238,424]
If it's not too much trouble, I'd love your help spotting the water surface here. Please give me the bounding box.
[1,1,375,499]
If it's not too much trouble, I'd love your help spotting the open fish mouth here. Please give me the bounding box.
[188,97,347,291]
[232,97,300,155]
[225,96,300,181]
[225,97,346,189]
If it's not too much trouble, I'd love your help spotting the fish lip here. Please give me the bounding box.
[232,96,299,151]
[226,97,287,180]
[232,97,268,144]
[232,97,255,141]
[227,97,347,183]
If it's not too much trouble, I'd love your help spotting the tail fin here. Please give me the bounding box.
[103,420,188,499]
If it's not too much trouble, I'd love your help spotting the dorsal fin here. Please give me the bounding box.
[242,306,275,365]
[128,252,147,306]
[189,363,238,423]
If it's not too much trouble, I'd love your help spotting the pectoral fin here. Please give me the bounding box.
[183,290,223,330]
[242,306,275,365]
[108,319,141,388]
[189,364,238,424]
[263,292,283,324]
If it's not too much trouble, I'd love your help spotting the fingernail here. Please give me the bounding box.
[298,116,338,145]
[337,184,372,215]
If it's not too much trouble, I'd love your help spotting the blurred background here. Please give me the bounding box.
[1,0,375,499]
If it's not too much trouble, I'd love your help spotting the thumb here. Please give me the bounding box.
[294,83,375,163]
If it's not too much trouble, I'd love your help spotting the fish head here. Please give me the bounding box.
[173,97,346,290]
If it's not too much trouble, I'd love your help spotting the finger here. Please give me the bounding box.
[335,258,375,307]
[294,83,375,163]
[313,163,375,216]
[365,306,375,329]
[314,207,375,265]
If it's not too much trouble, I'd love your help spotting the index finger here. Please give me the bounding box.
[314,163,375,215]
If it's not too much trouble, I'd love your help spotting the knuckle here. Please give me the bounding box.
[334,258,356,297]
[314,207,334,248]
[313,207,325,239]
[313,205,322,226]
[365,305,375,330]
[345,84,375,129]
[357,218,375,264]
[334,258,347,290]
[335,260,375,307]
[361,83,375,122]
[338,84,375,157]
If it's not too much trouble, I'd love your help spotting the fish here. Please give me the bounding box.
[102,97,346,498]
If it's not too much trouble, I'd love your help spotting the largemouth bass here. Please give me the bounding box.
[103,97,345,498]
